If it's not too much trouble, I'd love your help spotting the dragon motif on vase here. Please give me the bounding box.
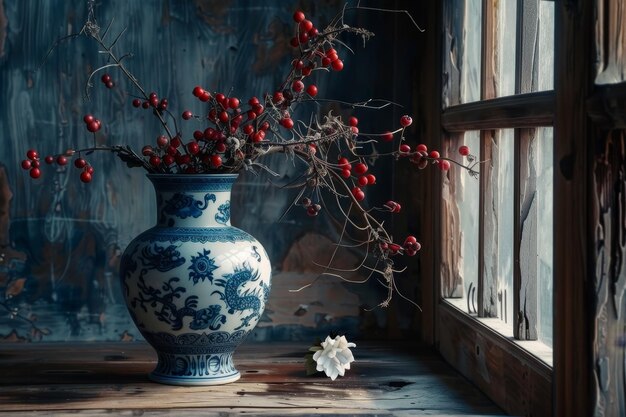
[211,264,269,330]
[161,192,216,220]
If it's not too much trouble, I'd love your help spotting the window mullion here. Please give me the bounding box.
[513,128,539,340]
[477,0,496,318]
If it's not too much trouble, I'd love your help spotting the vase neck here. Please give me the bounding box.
[149,174,236,228]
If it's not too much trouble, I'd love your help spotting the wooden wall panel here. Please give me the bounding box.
[591,130,626,417]
[0,0,419,343]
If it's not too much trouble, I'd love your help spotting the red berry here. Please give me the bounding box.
[142,101,150,109]
[358,176,369,186]
[326,51,339,62]
[215,142,227,153]
[243,125,254,135]
[382,132,394,142]
[247,110,257,121]
[142,145,154,156]
[438,159,451,171]
[26,149,38,160]
[248,96,260,106]
[83,114,94,124]
[292,80,304,93]
[281,118,294,129]
[182,110,193,120]
[192,86,204,97]
[132,98,141,107]
[341,168,351,178]
[199,91,211,102]
[156,135,169,147]
[260,121,270,131]
[352,187,365,202]
[459,145,470,156]
[252,131,265,142]
[210,154,222,168]
[306,206,318,217]
[429,150,440,159]
[87,120,100,133]
[293,60,305,70]
[331,59,344,71]
[168,136,180,148]
[351,126,359,135]
[187,142,200,155]
[228,97,240,109]
[105,81,114,89]
[338,157,350,168]
[300,19,313,32]
[101,74,111,83]
[29,168,41,179]
[74,158,87,169]
[400,115,413,127]
[366,174,376,185]
[44,156,54,164]
[308,28,319,38]
[298,32,309,44]
[149,155,161,167]
[353,162,368,175]
[293,10,305,23]
[273,91,284,104]
[56,155,68,166]
[302,66,313,76]
[348,116,358,127]
[219,111,229,123]
[163,154,175,166]
[80,171,92,183]
[21,160,32,170]
[306,84,318,97]
[253,104,264,115]
[321,57,332,67]
[400,144,411,154]
[416,144,428,153]
[405,235,417,244]
[290,37,300,48]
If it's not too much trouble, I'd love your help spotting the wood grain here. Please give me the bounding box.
[0,342,504,416]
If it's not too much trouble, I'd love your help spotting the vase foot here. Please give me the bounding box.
[148,370,241,386]
[149,351,241,385]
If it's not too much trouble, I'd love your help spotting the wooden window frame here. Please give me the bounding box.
[432,0,556,415]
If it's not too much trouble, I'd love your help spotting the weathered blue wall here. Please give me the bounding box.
[0,0,420,342]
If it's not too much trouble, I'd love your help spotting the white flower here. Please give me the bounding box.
[312,335,356,380]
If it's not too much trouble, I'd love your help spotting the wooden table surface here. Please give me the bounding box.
[0,341,504,416]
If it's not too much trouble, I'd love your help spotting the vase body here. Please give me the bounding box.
[119,174,271,385]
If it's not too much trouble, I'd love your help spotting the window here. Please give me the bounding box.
[440,0,555,355]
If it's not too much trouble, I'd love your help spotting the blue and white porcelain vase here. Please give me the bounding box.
[119,174,271,385]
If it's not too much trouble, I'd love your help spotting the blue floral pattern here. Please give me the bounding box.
[188,249,218,284]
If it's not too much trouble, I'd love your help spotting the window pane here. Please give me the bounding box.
[443,0,482,107]
[454,131,480,306]
[536,1,555,91]
[495,0,517,97]
[536,127,553,347]
[495,129,515,325]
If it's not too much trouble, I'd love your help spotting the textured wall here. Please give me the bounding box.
[0,0,420,342]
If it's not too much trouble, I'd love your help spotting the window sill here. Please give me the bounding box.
[443,297,553,367]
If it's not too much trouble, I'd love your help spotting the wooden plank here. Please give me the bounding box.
[0,342,503,415]
[441,91,554,132]
[594,0,626,84]
[553,0,593,415]
[513,129,538,340]
[437,302,552,416]
[590,130,626,417]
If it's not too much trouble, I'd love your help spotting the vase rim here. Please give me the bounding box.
[146,173,239,180]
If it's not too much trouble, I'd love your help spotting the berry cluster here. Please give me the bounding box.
[23,4,478,308]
